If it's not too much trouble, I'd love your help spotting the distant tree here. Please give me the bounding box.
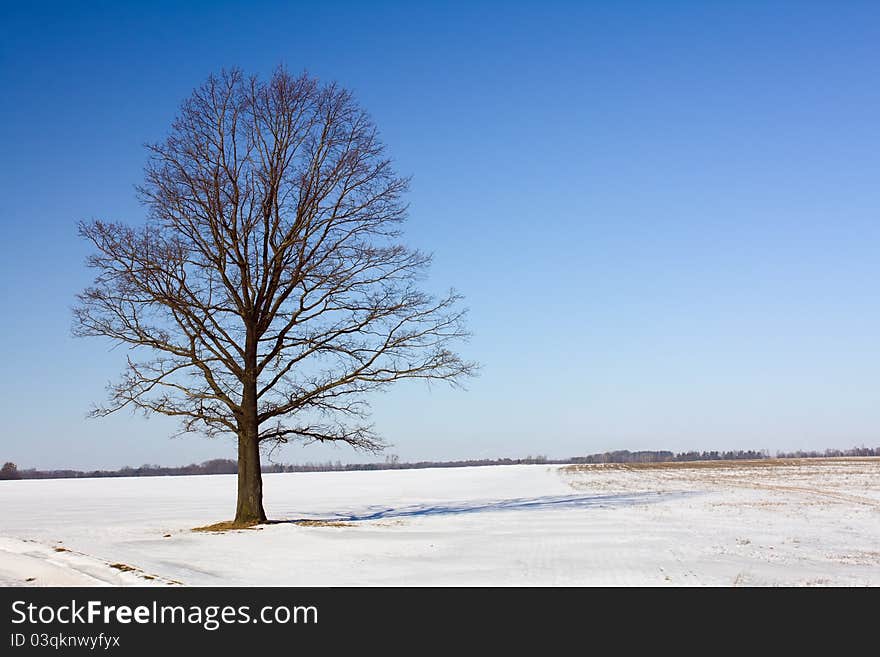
[0,462,20,480]
[74,68,475,525]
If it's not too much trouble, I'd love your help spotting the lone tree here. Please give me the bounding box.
[74,68,475,524]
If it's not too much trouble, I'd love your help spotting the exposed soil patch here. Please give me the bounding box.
[109,563,136,572]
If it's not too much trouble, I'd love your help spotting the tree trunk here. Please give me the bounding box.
[234,362,266,524]
[235,431,266,524]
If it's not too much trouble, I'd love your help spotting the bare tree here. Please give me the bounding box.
[74,68,475,524]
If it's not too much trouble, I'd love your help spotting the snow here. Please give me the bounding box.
[1,459,878,586]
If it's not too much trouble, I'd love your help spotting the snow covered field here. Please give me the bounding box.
[1,459,878,586]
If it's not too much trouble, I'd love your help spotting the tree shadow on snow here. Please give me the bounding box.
[283,490,696,524]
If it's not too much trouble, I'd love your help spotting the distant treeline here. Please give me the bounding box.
[571,446,880,463]
[2,446,878,480]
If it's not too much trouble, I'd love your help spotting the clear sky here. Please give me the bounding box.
[1,1,878,469]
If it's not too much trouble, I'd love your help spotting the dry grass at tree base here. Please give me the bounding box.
[191,520,264,533]
[192,519,355,532]
[292,519,354,528]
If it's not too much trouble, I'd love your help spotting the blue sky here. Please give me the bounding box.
[1,1,878,469]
